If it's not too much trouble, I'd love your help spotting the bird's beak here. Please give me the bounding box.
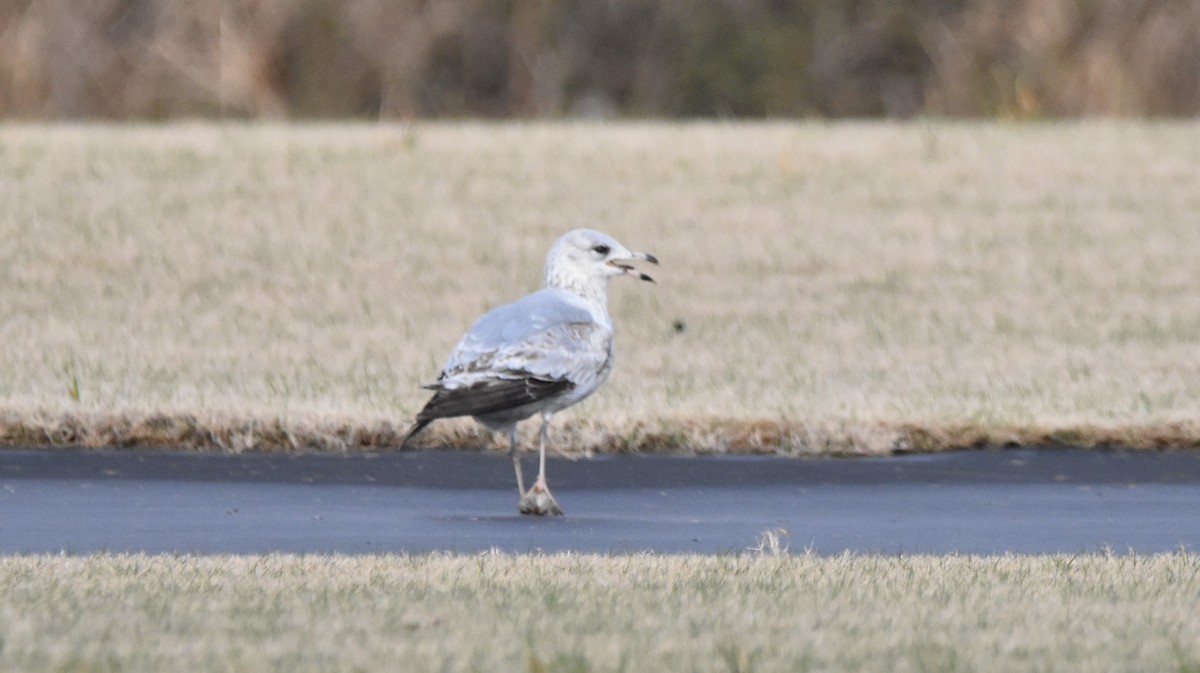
[608,251,659,283]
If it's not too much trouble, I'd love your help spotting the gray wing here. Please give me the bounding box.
[415,288,612,422]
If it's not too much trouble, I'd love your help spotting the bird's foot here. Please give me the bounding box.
[518,480,563,516]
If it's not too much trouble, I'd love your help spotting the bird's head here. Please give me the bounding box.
[544,229,658,295]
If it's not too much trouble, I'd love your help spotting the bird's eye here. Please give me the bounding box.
[592,245,610,255]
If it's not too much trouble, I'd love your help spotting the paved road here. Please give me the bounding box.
[3,447,1200,554]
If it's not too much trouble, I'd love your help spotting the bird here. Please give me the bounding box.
[401,229,658,515]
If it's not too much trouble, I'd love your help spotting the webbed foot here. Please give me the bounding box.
[518,479,563,516]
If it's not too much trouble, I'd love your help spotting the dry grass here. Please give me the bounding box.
[1,552,1198,672]
[2,122,1199,454]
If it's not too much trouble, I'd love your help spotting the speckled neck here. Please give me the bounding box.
[544,261,610,315]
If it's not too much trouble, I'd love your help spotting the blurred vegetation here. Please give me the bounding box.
[1,0,1198,119]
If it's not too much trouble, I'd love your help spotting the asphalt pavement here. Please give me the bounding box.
[3,447,1199,554]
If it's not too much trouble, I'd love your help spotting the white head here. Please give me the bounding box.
[543,229,658,308]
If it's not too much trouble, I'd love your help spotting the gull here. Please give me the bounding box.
[401,229,658,515]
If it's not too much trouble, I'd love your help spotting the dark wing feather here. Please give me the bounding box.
[401,376,572,448]
[416,376,574,423]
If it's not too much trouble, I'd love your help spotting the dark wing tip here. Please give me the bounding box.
[400,418,433,449]
[411,375,575,423]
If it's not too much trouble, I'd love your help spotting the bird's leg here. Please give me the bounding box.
[537,418,548,487]
[508,426,525,497]
[518,415,563,516]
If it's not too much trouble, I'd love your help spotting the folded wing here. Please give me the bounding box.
[413,288,613,425]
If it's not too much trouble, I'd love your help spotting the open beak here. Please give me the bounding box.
[608,251,659,283]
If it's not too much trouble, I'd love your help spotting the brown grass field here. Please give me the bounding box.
[1,121,1198,454]
[2,552,1199,673]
